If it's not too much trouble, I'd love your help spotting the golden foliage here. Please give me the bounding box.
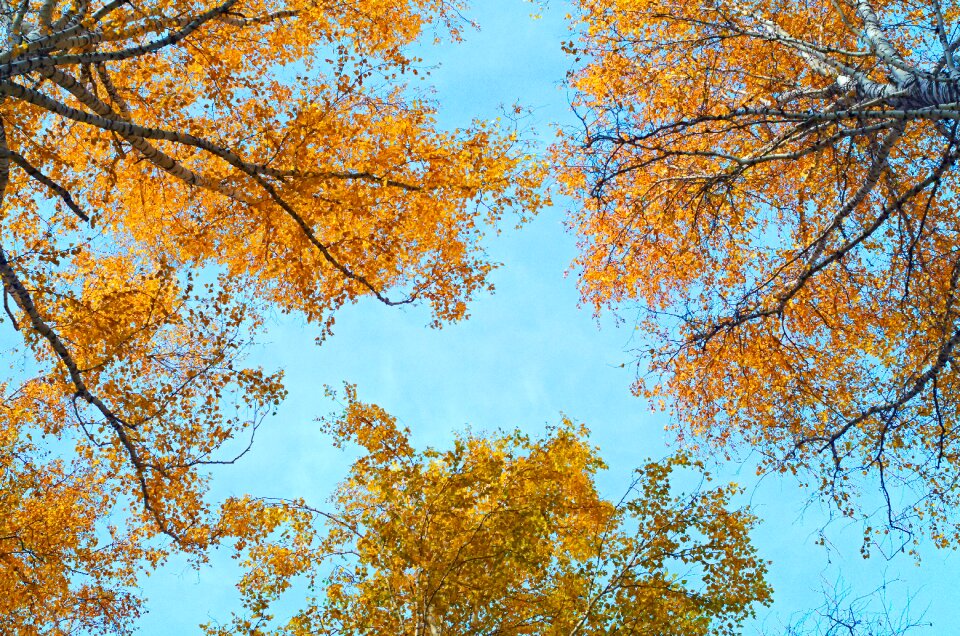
[0,0,545,627]
[209,387,771,635]
[557,0,960,548]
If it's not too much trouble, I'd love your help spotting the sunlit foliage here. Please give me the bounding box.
[558,0,960,549]
[209,387,771,635]
[0,0,545,628]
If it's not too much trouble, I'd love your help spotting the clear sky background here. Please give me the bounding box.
[137,1,959,632]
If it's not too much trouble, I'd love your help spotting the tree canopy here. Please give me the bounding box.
[558,0,960,549]
[0,0,950,631]
[0,0,544,630]
[207,388,771,635]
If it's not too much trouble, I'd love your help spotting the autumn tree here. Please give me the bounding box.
[0,0,546,629]
[206,387,772,635]
[558,0,960,548]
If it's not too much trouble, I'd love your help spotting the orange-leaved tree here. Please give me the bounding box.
[558,0,960,550]
[0,0,545,630]
[208,387,771,635]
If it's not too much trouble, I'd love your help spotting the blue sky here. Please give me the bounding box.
[137,1,959,632]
